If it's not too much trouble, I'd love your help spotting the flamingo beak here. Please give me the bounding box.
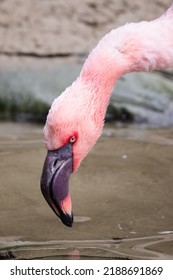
[40,142,73,227]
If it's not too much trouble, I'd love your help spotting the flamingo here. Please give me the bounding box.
[41,3,173,227]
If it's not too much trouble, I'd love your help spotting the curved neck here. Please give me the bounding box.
[77,6,173,129]
[80,46,125,93]
[80,8,173,94]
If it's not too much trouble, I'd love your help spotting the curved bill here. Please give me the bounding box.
[40,142,73,227]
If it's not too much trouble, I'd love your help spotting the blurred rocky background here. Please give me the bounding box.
[0,0,173,126]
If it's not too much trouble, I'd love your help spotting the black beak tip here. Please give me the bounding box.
[60,213,74,227]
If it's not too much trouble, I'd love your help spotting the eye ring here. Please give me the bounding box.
[69,135,76,143]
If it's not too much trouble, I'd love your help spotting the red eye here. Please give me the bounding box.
[69,135,76,143]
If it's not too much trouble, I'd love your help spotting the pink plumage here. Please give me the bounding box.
[41,3,173,227]
[44,3,173,172]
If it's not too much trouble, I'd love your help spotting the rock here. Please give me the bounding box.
[0,1,172,126]
[0,58,82,122]
[0,57,173,127]
[0,0,171,55]
[111,72,173,127]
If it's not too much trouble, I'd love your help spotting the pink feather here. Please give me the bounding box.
[44,3,173,172]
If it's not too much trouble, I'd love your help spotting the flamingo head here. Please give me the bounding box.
[40,80,105,227]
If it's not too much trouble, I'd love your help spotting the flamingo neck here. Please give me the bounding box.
[80,6,173,94]
[80,49,124,90]
[78,10,173,127]
[79,45,126,117]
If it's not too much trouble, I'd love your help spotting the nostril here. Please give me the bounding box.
[53,159,65,170]
[53,159,58,168]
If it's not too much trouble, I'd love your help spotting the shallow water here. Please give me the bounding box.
[1,235,173,260]
[0,122,173,259]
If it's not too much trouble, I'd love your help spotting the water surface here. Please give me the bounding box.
[0,122,173,259]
